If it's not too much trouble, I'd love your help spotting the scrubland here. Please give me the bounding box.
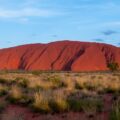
[0,71,119,120]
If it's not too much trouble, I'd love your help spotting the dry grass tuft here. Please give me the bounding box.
[32,91,51,113]
[50,90,69,112]
[0,85,8,96]
[8,85,23,103]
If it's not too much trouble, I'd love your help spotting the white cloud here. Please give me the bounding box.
[0,7,60,19]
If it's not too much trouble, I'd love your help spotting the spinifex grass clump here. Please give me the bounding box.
[63,77,75,90]
[8,85,23,103]
[7,85,32,105]
[68,96,103,115]
[81,97,103,117]
[0,100,8,113]
[16,78,29,88]
[110,98,120,120]
[0,78,16,85]
[104,82,120,94]
[0,85,8,96]
[75,81,84,90]
[0,78,8,84]
[49,91,69,113]
[68,98,83,112]
[32,90,69,113]
[31,71,43,76]
[47,75,66,88]
[32,91,51,113]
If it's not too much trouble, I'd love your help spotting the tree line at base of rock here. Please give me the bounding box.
[107,62,119,71]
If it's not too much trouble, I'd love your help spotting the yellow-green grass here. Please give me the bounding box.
[110,98,120,120]
[8,85,23,103]
[32,91,51,113]
[0,71,119,115]
[0,84,9,96]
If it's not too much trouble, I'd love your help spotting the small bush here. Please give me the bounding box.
[50,92,69,112]
[75,82,84,90]
[68,99,83,112]
[0,78,8,84]
[104,83,120,94]
[17,78,29,88]
[18,95,33,105]
[0,85,8,96]
[110,99,120,120]
[32,71,42,76]
[47,75,65,88]
[8,86,23,103]
[63,78,75,90]
[108,62,119,71]
[81,98,103,113]
[32,91,51,113]
[0,100,8,113]
[31,86,43,92]
[27,79,42,89]
[104,87,117,94]
[84,82,96,91]
[68,97,103,113]
[0,78,15,85]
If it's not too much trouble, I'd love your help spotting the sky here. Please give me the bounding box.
[0,0,120,48]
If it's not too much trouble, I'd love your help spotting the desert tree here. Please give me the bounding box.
[107,62,119,71]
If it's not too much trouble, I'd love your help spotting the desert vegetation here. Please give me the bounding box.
[0,71,119,120]
[107,62,119,71]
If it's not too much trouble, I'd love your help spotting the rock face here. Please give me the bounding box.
[0,41,120,71]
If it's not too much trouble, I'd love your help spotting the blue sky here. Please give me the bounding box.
[0,0,120,48]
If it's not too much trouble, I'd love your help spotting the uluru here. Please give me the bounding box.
[0,40,119,71]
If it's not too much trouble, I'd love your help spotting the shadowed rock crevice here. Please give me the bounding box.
[51,45,67,70]
[25,46,48,70]
[62,48,85,71]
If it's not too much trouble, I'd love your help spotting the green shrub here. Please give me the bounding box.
[32,71,42,76]
[68,97,103,113]
[110,99,120,120]
[75,82,84,90]
[18,95,33,105]
[32,91,51,113]
[104,87,118,94]
[84,82,96,91]
[49,93,69,113]
[31,86,43,92]
[68,99,83,111]
[47,75,65,88]
[108,62,119,71]
[0,78,8,84]
[81,97,103,117]
[8,86,23,104]
[0,85,8,96]
[17,78,29,88]
[0,100,7,113]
